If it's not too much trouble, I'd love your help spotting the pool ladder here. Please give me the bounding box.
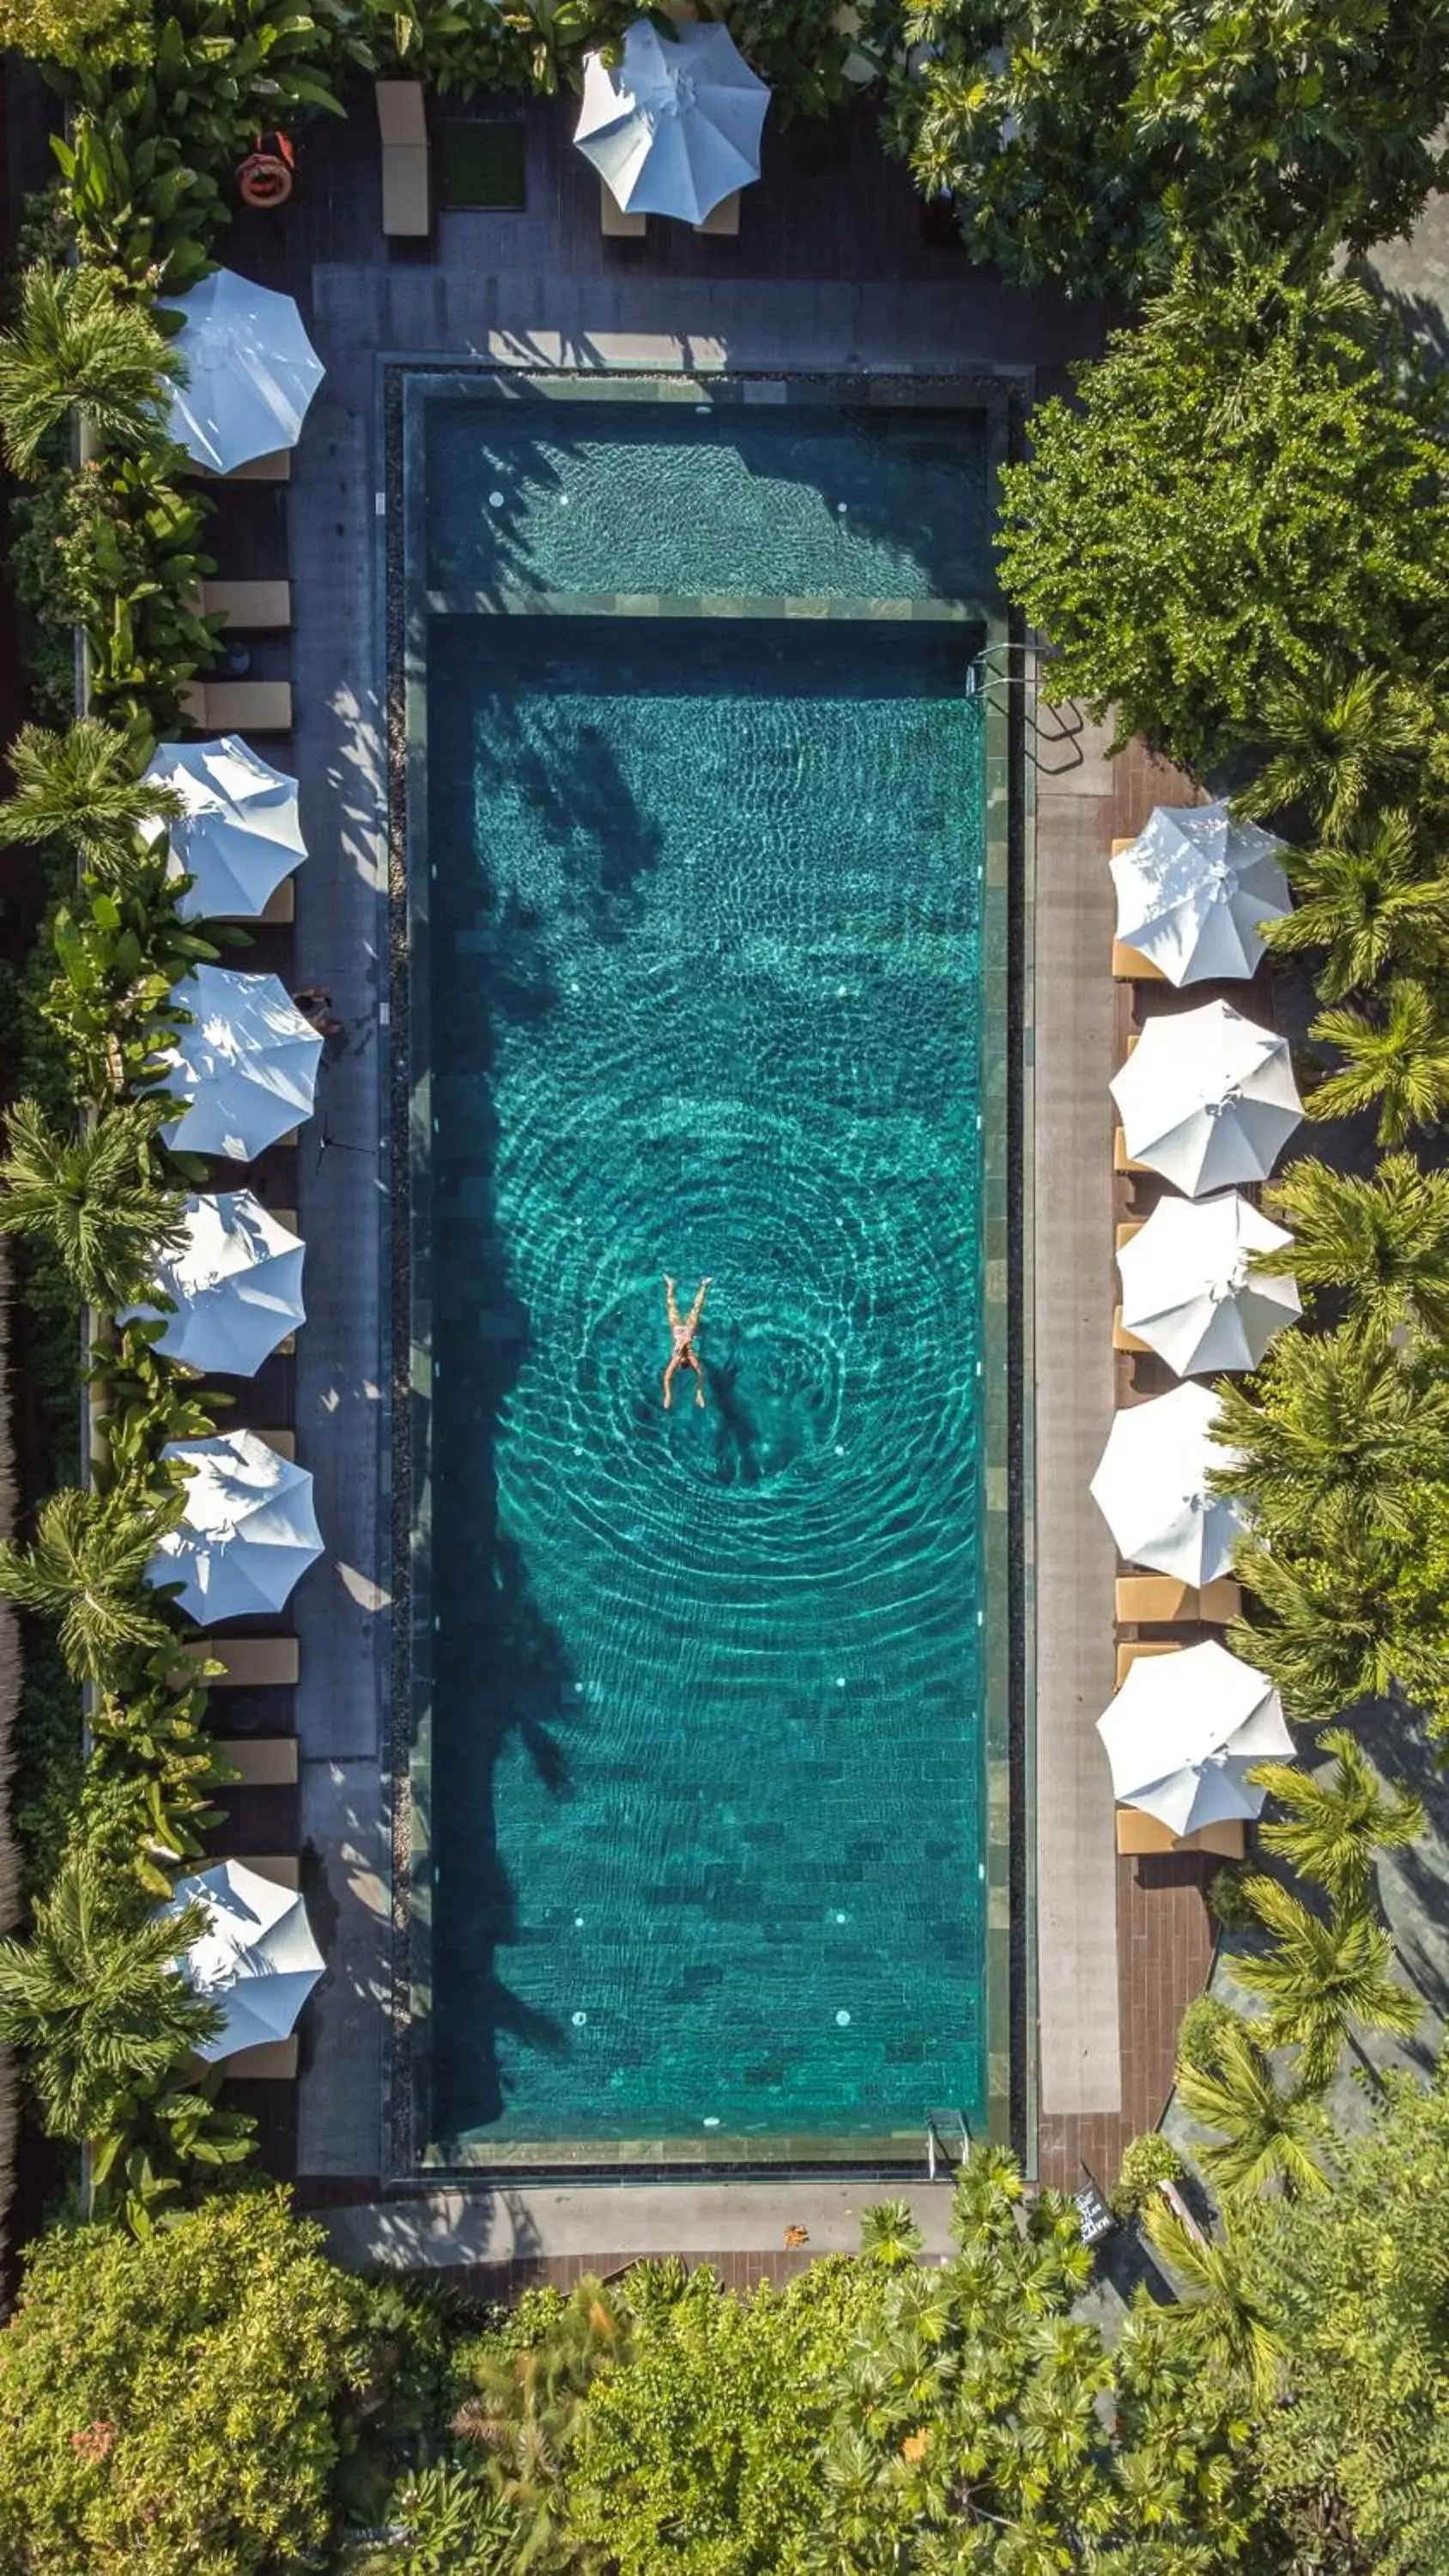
[967,638,1087,775]
[925,2107,970,2179]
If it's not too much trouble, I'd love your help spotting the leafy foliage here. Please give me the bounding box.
[0,1478,180,1685]
[882,0,1449,301]
[0,1838,215,2139]
[1211,1321,1449,1547]
[1173,2013,1333,2205]
[1250,1728,1425,1906]
[997,254,1449,775]
[1261,1152,1449,1346]
[0,2189,368,2576]
[1262,811,1449,1002]
[0,0,150,63]
[1231,1876,1420,2085]
[0,1092,183,1309]
[0,717,180,873]
[1110,2126,1185,2217]
[0,262,175,476]
[1307,975,1449,1145]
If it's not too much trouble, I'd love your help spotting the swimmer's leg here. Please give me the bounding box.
[688,1346,706,1409]
[663,1354,680,1411]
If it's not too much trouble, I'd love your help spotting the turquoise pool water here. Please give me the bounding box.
[411,390,992,2157]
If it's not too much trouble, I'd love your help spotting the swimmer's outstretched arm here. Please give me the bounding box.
[685,1277,712,1331]
[664,1274,682,1331]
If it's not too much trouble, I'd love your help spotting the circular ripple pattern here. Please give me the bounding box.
[425,611,989,2152]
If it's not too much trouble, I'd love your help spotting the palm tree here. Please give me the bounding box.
[0,1481,179,1684]
[0,719,179,876]
[0,1843,219,2140]
[1232,1876,1420,2087]
[1262,811,1449,1000]
[1141,2202,1284,2405]
[452,2274,630,2569]
[1235,665,1434,836]
[0,1094,185,1309]
[1173,2014,1333,2204]
[1262,1152,1449,1346]
[1250,1728,1425,1906]
[1211,1323,1449,1546]
[1307,978,1449,1145]
[0,264,179,477]
[1228,1532,1398,1728]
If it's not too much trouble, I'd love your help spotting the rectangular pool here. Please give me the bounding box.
[399,378,1009,2166]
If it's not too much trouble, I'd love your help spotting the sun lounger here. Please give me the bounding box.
[201,580,292,629]
[1115,1637,1179,1687]
[1113,1126,1151,1176]
[180,679,293,732]
[1115,1575,1242,1625]
[229,1852,300,1891]
[1112,1307,1152,1355]
[695,191,741,235]
[257,1428,296,1461]
[181,1636,300,1687]
[221,2036,300,2080]
[196,451,292,483]
[1115,1809,1246,1859]
[602,179,646,238]
[1112,939,1168,982]
[377,80,432,237]
[215,1735,300,1786]
[1115,1219,1144,1250]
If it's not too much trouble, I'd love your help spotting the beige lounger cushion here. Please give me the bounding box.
[229,1852,300,1890]
[222,2036,300,2079]
[183,1635,300,1687]
[602,179,646,237]
[1115,1638,1180,1687]
[1115,1808,1246,1858]
[1115,1218,1145,1250]
[258,1428,296,1461]
[1112,939,1168,982]
[695,191,740,235]
[216,1735,299,1787]
[197,450,292,483]
[376,78,427,144]
[201,579,292,629]
[181,680,294,732]
[383,147,431,236]
[1113,1126,1151,1176]
[1115,1575,1242,1625]
[1112,1306,1151,1355]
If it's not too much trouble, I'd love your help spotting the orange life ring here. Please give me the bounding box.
[238,151,294,209]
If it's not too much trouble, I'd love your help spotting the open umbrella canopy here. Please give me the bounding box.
[161,964,322,1163]
[160,268,324,473]
[1119,1190,1300,1376]
[1090,1382,1246,1585]
[1111,999,1302,1196]
[1098,1638,1294,1838]
[575,18,769,222]
[147,1426,323,1625]
[163,1859,324,2061]
[125,1192,305,1377]
[1112,799,1292,986]
[143,737,306,920]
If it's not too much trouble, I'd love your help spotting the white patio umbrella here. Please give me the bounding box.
[160,268,324,473]
[1098,1638,1294,1838]
[148,1426,323,1625]
[125,1192,305,1377]
[143,737,306,920]
[164,1860,323,2062]
[1118,1191,1300,1377]
[1112,799,1292,986]
[575,18,770,223]
[1110,999,1302,1196]
[161,965,322,1163]
[1089,1382,1245,1586]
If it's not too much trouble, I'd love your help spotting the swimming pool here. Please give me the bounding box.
[398,378,1012,2167]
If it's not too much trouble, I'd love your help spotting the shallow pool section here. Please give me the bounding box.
[401,379,1009,2166]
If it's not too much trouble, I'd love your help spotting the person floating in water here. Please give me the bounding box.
[663,1274,711,1411]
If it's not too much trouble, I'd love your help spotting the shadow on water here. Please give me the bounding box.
[417,629,673,2142]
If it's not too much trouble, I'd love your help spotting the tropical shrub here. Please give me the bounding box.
[1260,1154,1449,1347]
[0,1092,183,1309]
[1233,1876,1419,2086]
[1261,811,1449,1002]
[1173,2014,1333,2207]
[0,2188,368,2576]
[1307,976,1449,1145]
[1111,2126,1185,2217]
[0,261,176,477]
[997,253,1449,775]
[0,1837,215,2139]
[1210,1323,1449,1547]
[882,0,1449,301]
[0,0,150,64]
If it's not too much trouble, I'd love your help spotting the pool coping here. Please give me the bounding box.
[385,368,1021,2182]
